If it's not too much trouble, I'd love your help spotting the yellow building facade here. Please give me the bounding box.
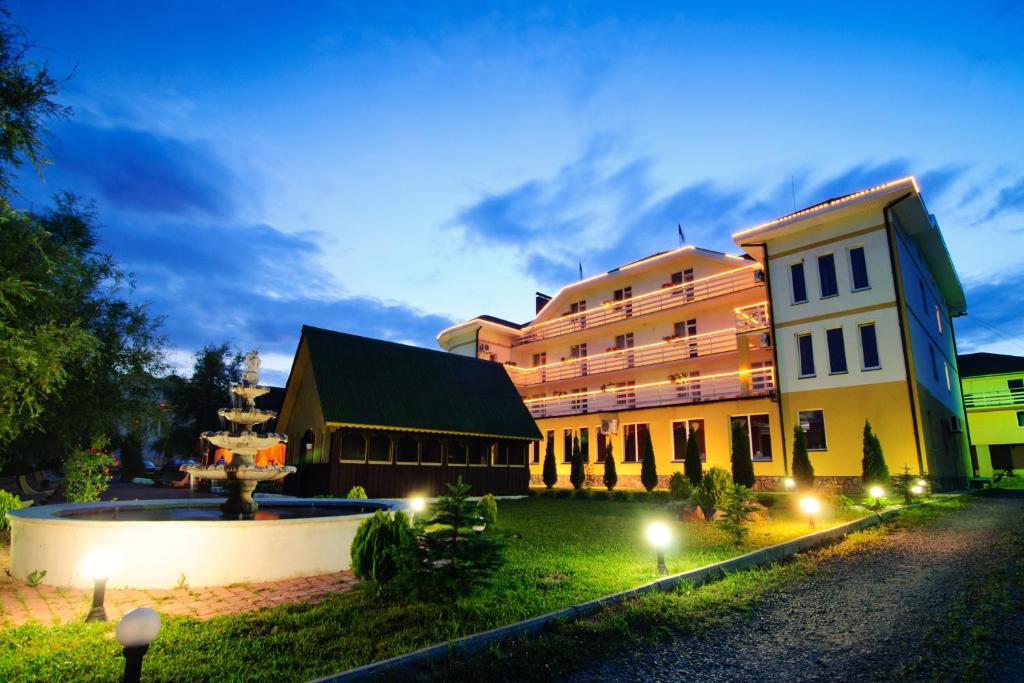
[438,177,971,490]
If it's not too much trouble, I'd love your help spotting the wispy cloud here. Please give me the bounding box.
[983,177,1024,221]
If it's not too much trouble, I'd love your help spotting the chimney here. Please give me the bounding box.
[535,292,552,314]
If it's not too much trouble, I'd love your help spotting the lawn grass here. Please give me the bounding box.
[0,496,868,682]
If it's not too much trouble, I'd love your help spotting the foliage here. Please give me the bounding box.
[350,510,412,590]
[612,490,629,502]
[684,428,703,486]
[755,493,777,508]
[791,425,815,490]
[640,430,658,492]
[61,439,115,503]
[718,484,757,545]
[590,490,609,501]
[730,420,756,487]
[346,485,367,499]
[668,472,692,501]
[554,488,572,499]
[695,467,732,518]
[0,489,23,537]
[25,569,45,588]
[476,493,498,526]
[569,435,584,490]
[542,437,557,489]
[861,421,890,486]
[572,488,590,500]
[890,465,922,504]
[161,344,243,458]
[400,477,504,598]
[602,441,617,491]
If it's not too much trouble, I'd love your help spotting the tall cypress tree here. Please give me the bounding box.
[602,441,618,491]
[684,427,703,486]
[542,437,557,489]
[640,430,659,492]
[569,434,584,490]
[730,421,756,487]
[791,424,815,490]
[861,421,890,486]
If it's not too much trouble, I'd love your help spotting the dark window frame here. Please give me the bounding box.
[848,246,870,291]
[798,410,827,451]
[826,327,848,375]
[797,333,815,378]
[817,253,838,298]
[859,323,881,370]
[790,261,808,304]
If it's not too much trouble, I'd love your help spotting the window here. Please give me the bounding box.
[1010,379,1024,392]
[798,410,827,450]
[672,419,705,461]
[615,333,634,370]
[570,343,588,376]
[818,253,838,298]
[543,430,554,464]
[395,436,419,464]
[493,442,509,466]
[596,430,607,463]
[935,304,943,335]
[615,380,636,408]
[340,432,366,462]
[580,427,590,462]
[944,362,951,392]
[929,345,938,380]
[467,440,489,466]
[448,441,467,465]
[530,440,540,464]
[569,387,589,413]
[508,442,527,466]
[1017,411,1024,428]
[751,360,774,392]
[849,246,870,291]
[613,286,633,317]
[671,268,695,300]
[674,318,698,358]
[562,429,573,464]
[826,327,848,374]
[797,333,815,378]
[367,435,391,462]
[570,299,587,330]
[790,262,808,304]
[422,439,443,465]
[676,370,701,402]
[623,423,649,463]
[731,414,773,462]
[532,352,546,367]
[859,323,880,370]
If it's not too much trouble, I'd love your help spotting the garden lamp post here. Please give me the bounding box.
[117,608,161,683]
[409,496,426,518]
[783,477,796,491]
[799,496,820,529]
[82,549,117,622]
[915,478,927,490]
[645,521,671,575]
[910,485,924,496]
[868,485,885,510]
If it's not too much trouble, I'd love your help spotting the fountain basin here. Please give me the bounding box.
[8,498,397,589]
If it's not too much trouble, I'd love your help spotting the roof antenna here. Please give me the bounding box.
[790,175,797,211]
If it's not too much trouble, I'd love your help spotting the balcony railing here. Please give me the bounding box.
[513,265,763,346]
[507,327,739,387]
[523,366,776,419]
[735,302,769,333]
[964,388,1024,409]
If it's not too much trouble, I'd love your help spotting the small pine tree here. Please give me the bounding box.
[791,425,815,490]
[861,421,890,486]
[603,442,618,491]
[730,421,756,487]
[569,435,585,490]
[542,437,557,489]
[684,428,703,486]
[719,483,757,545]
[640,430,659,492]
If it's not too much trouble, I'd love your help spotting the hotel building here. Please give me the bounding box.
[438,177,971,490]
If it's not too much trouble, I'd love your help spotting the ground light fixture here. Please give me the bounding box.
[81,549,118,622]
[911,485,924,496]
[409,497,426,514]
[799,496,820,529]
[915,479,927,488]
[868,485,885,510]
[116,608,161,683]
[784,478,796,491]
[645,521,671,575]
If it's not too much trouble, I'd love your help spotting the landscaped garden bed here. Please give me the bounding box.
[0,494,871,682]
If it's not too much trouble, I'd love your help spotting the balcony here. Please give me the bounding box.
[735,302,769,333]
[513,265,763,346]
[507,327,739,387]
[964,388,1024,409]
[523,366,776,419]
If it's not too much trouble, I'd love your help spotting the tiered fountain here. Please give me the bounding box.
[183,351,295,518]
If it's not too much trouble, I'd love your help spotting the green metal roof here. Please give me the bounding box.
[301,325,541,440]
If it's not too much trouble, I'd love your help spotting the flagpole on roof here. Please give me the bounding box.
[578,261,583,280]
[677,224,685,246]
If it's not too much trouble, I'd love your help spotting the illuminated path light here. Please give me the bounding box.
[799,496,820,529]
[117,608,161,683]
[869,485,885,510]
[784,477,796,491]
[82,549,118,622]
[645,521,671,575]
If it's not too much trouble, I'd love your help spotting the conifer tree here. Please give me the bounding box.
[684,427,703,486]
[730,420,756,487]
[640,431,659,492]
[791,424,815,489]
[861,421,890,486]
[602,441,618,491]
[569,434,585,490]
[542,437,557,489]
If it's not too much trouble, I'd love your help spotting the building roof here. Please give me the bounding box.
[300,325,541,440]
[477,314,524,330]
[957,352,1024,378]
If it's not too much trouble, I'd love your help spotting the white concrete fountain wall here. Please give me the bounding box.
[8,499,393,589]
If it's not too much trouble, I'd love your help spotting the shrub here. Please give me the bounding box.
[861,421,890,486]
[554,488,572,499]
[791,425,815,490]
[476,494,498,526]
[542,438,557,489]
[684,427,703,486]
[668,472,692,501]
[754,493,777,508]
[613,490,630,502]
[695,467,732,518]
[640,431,658,492]
[569,435,584,490]
[351,510,412,589]
[0,490,24,538]
[730,420,755,487]
[572,488,590,500]
[602,442,618,491]
[590,490,610,501]
[719,484,757,545]
[346,485,368,499]
[648,490,670,505]
[63,439,115,503]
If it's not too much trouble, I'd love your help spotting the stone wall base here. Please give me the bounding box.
[531,473,864,493]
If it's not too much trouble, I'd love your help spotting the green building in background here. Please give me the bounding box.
[959,353,1024,477]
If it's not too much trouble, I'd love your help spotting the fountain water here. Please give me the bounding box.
[183,351,295,518]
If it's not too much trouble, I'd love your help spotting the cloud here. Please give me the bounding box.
[50,122,237,218]
[954,270,1024,356]
[802,159,912,202]
[983,177,1024,221]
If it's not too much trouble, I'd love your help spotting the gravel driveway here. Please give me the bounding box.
[570,494,1024,682]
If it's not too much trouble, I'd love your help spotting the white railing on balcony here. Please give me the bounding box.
[513,265,763,346]
[507,327,739,387]
[964,388,1024,409]
[735,302,769,333]
[523,366,776,419]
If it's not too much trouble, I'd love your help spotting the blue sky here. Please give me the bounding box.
[9,1,1024,385]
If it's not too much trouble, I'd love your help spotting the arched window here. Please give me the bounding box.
[340,431,366,462]
[447,441,467,465]
[395,436,419,464]
[367,434,391,463]
[421,439,443,465]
